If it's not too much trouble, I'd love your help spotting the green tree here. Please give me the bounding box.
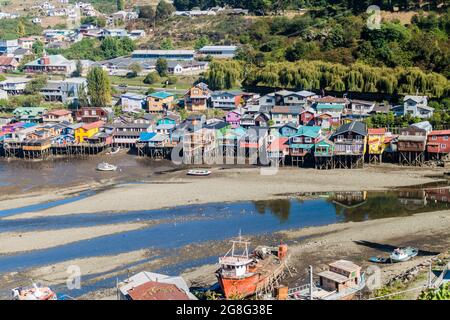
[156,58,168,77]
[32,40,44,56]
[160,38,174,50]
[419,284,450,300]
[117,0,125,11]
[128,62,142,78]
[144,72,160,84]
[73,60,83,77]
[24,76,47,94]
[194,36,209,50]
[156,0,175,21]
[87,67,111,108]
[138,5,155,19]
[16,20,25,37]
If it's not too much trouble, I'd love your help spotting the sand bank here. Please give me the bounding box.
[5,166,443,220]
[0,223,149,254]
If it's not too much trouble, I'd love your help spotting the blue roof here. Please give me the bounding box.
[23,123,37,128]
[148,91,174,99]
[295,125,321,138]
[139,132,156,142]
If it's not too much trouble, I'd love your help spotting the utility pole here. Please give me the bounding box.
[309,265,313,300]
[116,277,119,300]
[428,262,432,288]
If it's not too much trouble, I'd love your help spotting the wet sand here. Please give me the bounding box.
[3,165,443,220]
[183,208,450,290]
[0,223,149,254]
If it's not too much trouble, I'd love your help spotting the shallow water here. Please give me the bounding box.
[1,176,450,298]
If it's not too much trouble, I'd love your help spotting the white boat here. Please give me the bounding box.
[187,169,211,176]
[390,247,418,262]
[107,147,121,155]
[97,162,117,171]
[12,283,57,300]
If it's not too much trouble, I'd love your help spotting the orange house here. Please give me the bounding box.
[184,82,211,112]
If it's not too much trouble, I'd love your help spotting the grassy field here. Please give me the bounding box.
[110,74,199,91]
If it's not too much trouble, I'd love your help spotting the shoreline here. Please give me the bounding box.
[2,165,446,220]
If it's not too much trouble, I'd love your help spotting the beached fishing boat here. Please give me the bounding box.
[390,247,418,263]
[107,147,121,155]
[12,283,57,300]
[97,162,117,171]
[215,236,288,299]
[187,169,211,176]
[288,260,365,300]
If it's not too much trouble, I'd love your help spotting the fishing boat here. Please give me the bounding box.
[390,247,419,263]
[12,283,57,300]
[96,162,117,171]
[288,260,365,300]
[187,169,211,176]
[215,235,288,299]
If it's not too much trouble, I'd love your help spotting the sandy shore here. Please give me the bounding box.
[0,223,149,254]
[4,166,444,220]
[183,208,450,290]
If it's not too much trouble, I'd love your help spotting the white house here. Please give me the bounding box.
[121,93,147,113]
[393,95,433,119]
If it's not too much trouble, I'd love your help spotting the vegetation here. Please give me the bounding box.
[52,37,136,61]
[156,0,176,21]
[205,59,243,90]
[419,284,450,300]
[143,72,160,85]
[0,18,42,39]
[24,76,48,95]
[87,67,111,108]
[156,58,168,77]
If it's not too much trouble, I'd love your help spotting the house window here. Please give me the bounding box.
[445,136,449,141]
[441,144,446,149]
[304,137,312,143]
[432,136,437,140]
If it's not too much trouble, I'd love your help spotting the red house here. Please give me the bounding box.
[75,107,111,123]
[427,130,450,155]
[314,112,341,128]
[300,108,316,125]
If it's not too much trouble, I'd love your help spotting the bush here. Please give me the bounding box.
[143,72,160,84]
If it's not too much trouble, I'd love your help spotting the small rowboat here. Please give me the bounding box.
[369,256,389,264]
[97,162,117,172]
[187,169,211,176]
[107,147,121,155]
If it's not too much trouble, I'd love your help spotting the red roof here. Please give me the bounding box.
[368,128,386,135]
[81,121,104,131]
[48,109,72,116]
[127,281,190,300]
[315,96,347,103]
[429,130,450,136]
[0,56,18,66]
[268,137,289,152]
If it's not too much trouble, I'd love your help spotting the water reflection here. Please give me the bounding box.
[254,187,450,223]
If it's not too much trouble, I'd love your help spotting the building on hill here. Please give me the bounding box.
[0,56,19,72]
[0,39,19,54]
[330,121,367,169]
[197,45,237,59]
[131,50,195,61]
[184,83,211,112]
[24,54,76,76]
[392,95,433,119]
[120,93,147,113]
[147,91,175,113]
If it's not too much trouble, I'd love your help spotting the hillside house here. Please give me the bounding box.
[43,109,73,123]
[330,121,367,169]
[270,106,301,126]
[75,107,112,123]
[393,96,433,119]
[184,83,211,112]
[225,109,243,129]
[24,54,76,76]
[147,91,175,113]
[0,56,19,72]
[427,130,450,160]
[397,121,432,166]
[121,93,147,113]
[74,121,104,143]
[367,128,387,163]
[288,125,322,167]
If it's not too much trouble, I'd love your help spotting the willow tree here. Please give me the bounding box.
[206,60,243,90]
[87,67,111,108]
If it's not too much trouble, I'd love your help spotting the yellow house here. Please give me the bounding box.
[147,91,175,113]
[75,121,104,143]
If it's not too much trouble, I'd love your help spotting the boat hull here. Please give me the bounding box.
[218,273,260,299]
